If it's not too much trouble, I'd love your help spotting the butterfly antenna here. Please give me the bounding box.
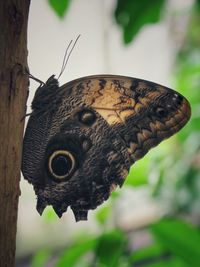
[57,34,81,80]
[57,39,73,79]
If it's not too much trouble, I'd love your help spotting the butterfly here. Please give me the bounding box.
[21,72,191,221]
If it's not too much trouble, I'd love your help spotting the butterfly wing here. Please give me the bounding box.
[22,75,191,221]
[73,75,191,161]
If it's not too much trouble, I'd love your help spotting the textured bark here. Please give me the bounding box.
[0,1,30,266]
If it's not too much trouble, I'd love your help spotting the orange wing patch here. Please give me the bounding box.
[82,78,136,125]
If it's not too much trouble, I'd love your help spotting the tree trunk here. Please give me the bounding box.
[0,1,30,266]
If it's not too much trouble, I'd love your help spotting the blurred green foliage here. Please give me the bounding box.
[150,219,200,266]
[48,0,71,18]
[31,218,200,267]
[114,0,166,44]
[31,250,51,267]
[29,1,200,266]
[145,1,200,215]
[56,237,96,267]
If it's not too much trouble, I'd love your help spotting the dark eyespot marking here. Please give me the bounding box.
[48,150,76,181]
[52,155,72,176]
[172,94,183,106]
[78,109,96,126]
[155,107,168,118]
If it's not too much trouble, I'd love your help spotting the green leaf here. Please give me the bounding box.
[125,155,150,187]
[114,0,166,44]
[143,256,189,267]
[110,190,121,199]
[95,204,111,225]
[129,242,166,263]
[31,250,51,267]
[129,242,189,267]
[48,0,71,18]
[42,206,57,222]
[55,238,96,267]
[196,0,200,10]
[151,218,200,267]
[95,230,127,267]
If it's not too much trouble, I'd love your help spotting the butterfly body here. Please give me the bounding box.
[22,75,191,221]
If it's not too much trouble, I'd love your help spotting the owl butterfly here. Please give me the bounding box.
[22,72,191,221]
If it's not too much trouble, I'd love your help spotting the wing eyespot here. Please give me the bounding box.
[48,150,76,181]
[172,94,183,106]
[155,107,168,118]
[77,109,96,126]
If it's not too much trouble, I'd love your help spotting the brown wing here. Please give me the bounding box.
[22,74,191,221]
[63,74,191,161]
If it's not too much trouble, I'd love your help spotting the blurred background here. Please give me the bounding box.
[17,0,200,266]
